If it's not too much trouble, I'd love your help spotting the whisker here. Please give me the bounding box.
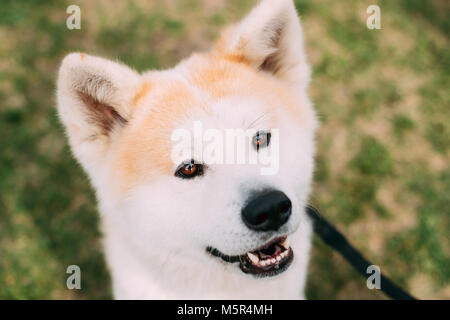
[246,112,270,130]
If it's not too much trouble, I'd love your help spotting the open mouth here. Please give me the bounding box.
[207,236,293,278]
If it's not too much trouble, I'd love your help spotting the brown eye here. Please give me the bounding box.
[252,131,271,151]
[175,160,204,179]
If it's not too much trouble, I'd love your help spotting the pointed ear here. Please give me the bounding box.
[57,53,142,171]
[216,0,310,89]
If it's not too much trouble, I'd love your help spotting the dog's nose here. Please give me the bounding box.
[241,190,292,231]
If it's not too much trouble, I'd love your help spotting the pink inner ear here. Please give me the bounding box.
[103,105,117,120]
[77,90,127,135]
[258,16,286,74]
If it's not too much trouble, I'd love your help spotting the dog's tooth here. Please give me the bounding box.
[280,237,290,249]
[247,252,259,265]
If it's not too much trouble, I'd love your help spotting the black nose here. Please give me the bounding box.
[241,190,292,231]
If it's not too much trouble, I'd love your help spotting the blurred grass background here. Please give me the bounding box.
[0,0,448,299]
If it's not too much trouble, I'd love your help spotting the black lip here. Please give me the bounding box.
[206,247,241,263]
[206,236,294,278]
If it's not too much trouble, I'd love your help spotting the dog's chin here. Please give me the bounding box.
[206,236,293,278]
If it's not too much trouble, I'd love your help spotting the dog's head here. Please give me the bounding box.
[57,0,317,279]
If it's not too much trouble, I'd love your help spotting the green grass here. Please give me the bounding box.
[0,0,449,299]
[392,114,415,140]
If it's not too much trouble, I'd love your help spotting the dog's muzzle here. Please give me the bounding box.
[207,189,294,277]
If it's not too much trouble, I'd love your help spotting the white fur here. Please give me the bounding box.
[57,0,317,299]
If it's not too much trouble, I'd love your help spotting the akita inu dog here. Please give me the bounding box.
[57,0,317,299]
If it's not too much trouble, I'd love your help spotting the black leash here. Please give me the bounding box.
[306,205,417,300]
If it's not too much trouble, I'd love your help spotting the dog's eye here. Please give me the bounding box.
[175,160,204,179]
[252,131,271,151]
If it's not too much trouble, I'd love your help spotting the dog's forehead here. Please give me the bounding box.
[137,53,304,128]
[111,53,307,191]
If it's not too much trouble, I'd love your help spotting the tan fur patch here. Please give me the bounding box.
[132,82,151,106]
[189,54,310,125]
[222,53,248,65]
[112,80,207,192]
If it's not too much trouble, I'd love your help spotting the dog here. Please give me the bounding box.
[57,0,317,299]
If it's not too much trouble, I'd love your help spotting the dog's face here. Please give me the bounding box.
[58,0,316,279]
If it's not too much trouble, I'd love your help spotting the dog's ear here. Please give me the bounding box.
[216,0,310,89]
[57,53,142,172]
